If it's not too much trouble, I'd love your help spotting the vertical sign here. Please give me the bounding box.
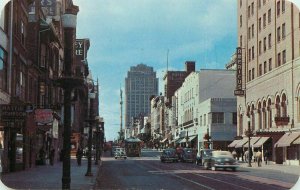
[75,39,85,61]
[234,47,245,96]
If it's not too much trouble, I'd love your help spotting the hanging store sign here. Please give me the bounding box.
[234,47,244,96]
[75,39,85,61]
[52,118,59,138]
[0,105,26,122]
[34,109,53,125]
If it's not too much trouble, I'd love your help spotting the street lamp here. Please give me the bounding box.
[59,5,80,190]
[247,116,252,167]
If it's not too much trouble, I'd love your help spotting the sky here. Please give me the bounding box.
[62,0,299,141]
[0,0,299,141]
[73,0,239,141]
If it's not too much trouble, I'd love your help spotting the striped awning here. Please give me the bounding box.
[235,138,249,148]
[275,132,300,147]
[253,137,270,147]
[228,139,241,148]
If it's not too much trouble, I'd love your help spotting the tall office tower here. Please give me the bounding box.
[125,64,158,137]
[236,0,300,164]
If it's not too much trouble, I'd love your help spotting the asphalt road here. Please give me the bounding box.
[94,149,299,190]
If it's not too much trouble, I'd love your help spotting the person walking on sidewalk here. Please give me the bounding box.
[256,149,262,167]
[76,147,83,166]
[49,148,55,166]
[264,150,269,165]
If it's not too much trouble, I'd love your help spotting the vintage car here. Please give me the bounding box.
[160,148,178,163]
[179,148,196,163]
[114,148,127,159]
[195,149,214,166]
[202,150,239,171]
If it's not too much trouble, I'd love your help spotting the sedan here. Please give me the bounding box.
[203,150,239,171]
[160,148,179,163]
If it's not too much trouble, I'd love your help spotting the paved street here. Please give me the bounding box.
[0,149,299,190]
[94,149,300,190]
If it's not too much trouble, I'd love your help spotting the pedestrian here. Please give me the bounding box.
[39,147,45,165]
[264,150,269,165]
[76,147,83,166]
[232,149,237,160]
[256,149,262,167]
[49,148,55,165]
[244,150,249,162]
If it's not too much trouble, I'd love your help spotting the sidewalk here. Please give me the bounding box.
[0,157,100,190]
[238,161,300,176]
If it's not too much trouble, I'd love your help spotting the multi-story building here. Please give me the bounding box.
[175,69,236,151]
[236,0,300,165]
[125,64,158,138]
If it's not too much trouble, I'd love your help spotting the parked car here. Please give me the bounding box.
[114,148,127,159]
[202,150,239,171]
[179,148,196,163]
[195,149,214,166]
[160,148,178,163]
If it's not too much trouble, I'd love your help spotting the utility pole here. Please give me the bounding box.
[120,87,123,141]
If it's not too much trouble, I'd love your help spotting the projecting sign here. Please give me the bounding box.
[0,105,26,122]
[34,109,53,125]
[234,47,244,96]
[75,39,85,61]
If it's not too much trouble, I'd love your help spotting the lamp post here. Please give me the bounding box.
[247,117,252,167]
[59,5,80,190]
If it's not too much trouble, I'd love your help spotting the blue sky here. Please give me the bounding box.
[74,0,300,141]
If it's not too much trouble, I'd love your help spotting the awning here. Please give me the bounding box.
[179,138,187,143]
[160,138,168,143]
[228,139,241,148]
[175,138,184,144]
[253,137,270,147]
[235,138,249,148]
[189,135,197,142]
[250,137,261,146]
[275,132,300,147]
[292,136,300,145]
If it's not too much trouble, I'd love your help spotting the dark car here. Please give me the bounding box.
[179,148,196,163]
[203,150,239,171]
[160,148,178,163]
[195,149,214,165]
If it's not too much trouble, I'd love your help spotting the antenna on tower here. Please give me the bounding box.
[119,84,123,141]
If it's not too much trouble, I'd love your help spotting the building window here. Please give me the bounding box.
[0,48,8,91]
[200,116,202,126]
[263,13,266,28]
[249,70,251,81]
[248,27,251,40]
[282,0,285,13]
[204,114,206,126]
[252,46,254,59]
[277,1,280,16]
[268,9,271,23]
[269,58,272,71]
[277,52,281,67]
[277,27,281,42]
[259,17,262,31]
[252,68,255,80]
[264,37,267,52]
[282,23,286,39]
[232,112,237,124]
[282,50,286,64]
[240,15,242,27]
[249,48,251,61]
[264,61,267,74]
[259,64,262,76]
[212,112,224,124]
[259,41,262,55]
[252,24,254,38]
[21,20,25,45]
[248,6,251,18]
[240,35,243,47]
[258,0,261,9]
[251,2,254,16]
[240,0,242,7]
[268,33,272,49]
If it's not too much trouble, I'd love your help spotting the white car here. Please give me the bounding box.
[114,148,127,159]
